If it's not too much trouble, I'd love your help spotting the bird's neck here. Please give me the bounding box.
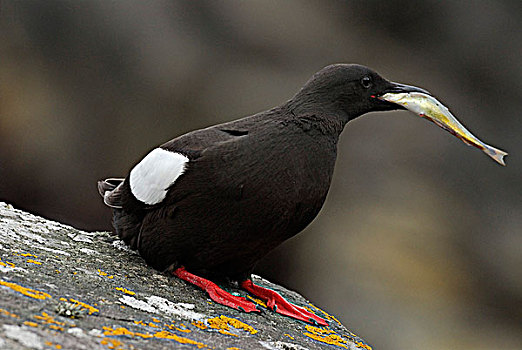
[281,99,349,137]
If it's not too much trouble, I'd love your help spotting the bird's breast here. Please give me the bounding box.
[228,132,338,236]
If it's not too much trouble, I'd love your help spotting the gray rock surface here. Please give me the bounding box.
[0,202,372,350]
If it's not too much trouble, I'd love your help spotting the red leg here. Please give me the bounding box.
[240,279,328,326]
[172,267,259,313]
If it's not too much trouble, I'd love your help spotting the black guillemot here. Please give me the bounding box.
[98,64,506,326]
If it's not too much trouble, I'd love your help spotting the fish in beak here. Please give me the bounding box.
[379,86,508,166]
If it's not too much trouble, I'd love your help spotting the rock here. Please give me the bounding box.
[0,202,372,349]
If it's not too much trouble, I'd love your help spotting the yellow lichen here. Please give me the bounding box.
[101,338,128,350]
[98,269,115,279]
[133,319,164,329]
[303,325,348,349]
[246,295,267,308]
[0,259,15,268]
[176,328,191,333]
[163,323,175,330]
[284,333,295,340]
[66,298,99,314]
[35,312,65,326]
[0,280,52,300]
[153,330,207,348]
[354,341,373,350]
[305,325,335,334]
[103,327,208,348]
[115,286,135,295]
[20,253,38,258]
[0,308,19,318]
[207,315,258,337]
[307,303,342,326]
[49,324,64,331]
[32,311,77,332]
[305,305,372,349]
[191,320,208,330]
[26,259,42,265]
[164,322,191,333]
[44,341,63,349]
[103,326,153,339]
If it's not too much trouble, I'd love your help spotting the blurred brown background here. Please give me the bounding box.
[1,1,521,349]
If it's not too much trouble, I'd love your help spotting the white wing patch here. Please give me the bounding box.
[129,148,189,205]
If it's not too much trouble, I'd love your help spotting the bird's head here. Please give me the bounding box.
[291,63,427,118]
[289,64,507,165]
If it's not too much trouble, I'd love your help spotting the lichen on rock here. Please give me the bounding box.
[0,202,371,349]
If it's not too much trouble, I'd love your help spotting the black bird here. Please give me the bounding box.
[98,64,505,326]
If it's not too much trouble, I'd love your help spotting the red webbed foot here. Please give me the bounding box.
[172,267,259,313]
[240,279,328,326]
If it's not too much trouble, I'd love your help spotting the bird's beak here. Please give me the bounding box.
[382,82,432,96]
[377,83,508,166]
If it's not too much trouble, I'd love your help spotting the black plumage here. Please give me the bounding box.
[98,64,429,323]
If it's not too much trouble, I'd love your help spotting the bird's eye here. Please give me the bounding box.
[361,76,372,89]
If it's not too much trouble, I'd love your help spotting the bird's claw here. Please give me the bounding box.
[240,279,328,326]
[173,267,259,313]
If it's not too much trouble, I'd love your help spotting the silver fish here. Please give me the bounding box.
[380,92,508,166]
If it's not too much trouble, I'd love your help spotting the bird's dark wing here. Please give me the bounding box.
[160,122,250,159]
[100,117,258,211]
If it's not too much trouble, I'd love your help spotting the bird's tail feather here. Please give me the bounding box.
[98,177,142,250]
[97,178,121,196]
[98,178,124,208]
